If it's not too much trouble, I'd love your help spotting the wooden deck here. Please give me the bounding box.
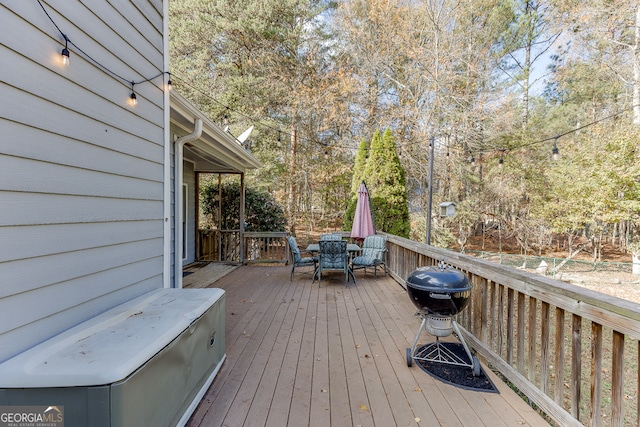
[185,264,549,427]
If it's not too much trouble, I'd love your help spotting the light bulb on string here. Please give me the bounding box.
[166,72,172,91]
[61,35,70,66]
[552,138,559,161]
[129,82,138,106]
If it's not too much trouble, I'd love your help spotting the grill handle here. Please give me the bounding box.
[428,292,452,300]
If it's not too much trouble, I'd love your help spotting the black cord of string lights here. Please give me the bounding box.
[36,0,637,157]
[170,73,345,151]
[176,68,640,157]
[36,0,169,91]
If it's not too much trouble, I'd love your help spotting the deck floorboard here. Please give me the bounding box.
[186,265,549,427]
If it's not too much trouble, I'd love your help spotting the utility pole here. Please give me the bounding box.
[426,136,435,245]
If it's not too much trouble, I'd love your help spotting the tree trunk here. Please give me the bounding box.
[634,5,640,125]
[521,0,533,129]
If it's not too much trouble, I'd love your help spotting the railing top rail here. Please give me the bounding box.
[244,232,290,238]
[382,232,640,338]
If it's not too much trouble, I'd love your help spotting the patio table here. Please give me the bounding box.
[307,241,359,285]
[306,243,361,254]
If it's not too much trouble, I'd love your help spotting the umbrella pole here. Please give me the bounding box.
[364,180,376,233]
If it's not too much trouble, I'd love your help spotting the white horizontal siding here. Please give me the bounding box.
[0,191,163,225]
[0,256,163,334]
[0,89,164,164]
[0,221,162,264]
[0,276,160,363]
[0,155,162,199]
[2,120,163,182]
[0,1,167,362]
[127,0,164,34]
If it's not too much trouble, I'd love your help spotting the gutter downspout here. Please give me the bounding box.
[174,118,202,288]
[162,0,171,288]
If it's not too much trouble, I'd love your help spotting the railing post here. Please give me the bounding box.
[611,331,624,426]
[528,296,538,384]
[554,308,565,407]
[540,302,550,395]
[572,314,582,421]
[506,288,515,365]
[590,322,602,427]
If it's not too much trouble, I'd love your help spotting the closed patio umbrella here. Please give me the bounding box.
[350,181,375,241]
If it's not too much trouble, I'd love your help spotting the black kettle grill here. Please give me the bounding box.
[405,260,480,376]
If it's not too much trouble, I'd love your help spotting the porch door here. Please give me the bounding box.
[182,183,187,262]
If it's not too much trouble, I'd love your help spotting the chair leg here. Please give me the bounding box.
[291,266,295,281]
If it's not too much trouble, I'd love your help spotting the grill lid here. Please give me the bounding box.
[406,265,470,293]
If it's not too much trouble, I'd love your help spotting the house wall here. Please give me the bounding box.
[0,1,167,363]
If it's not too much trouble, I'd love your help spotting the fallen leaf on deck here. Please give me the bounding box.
[359,404,368,411]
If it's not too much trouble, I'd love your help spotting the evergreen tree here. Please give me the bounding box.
[351,139,369,194]
[343,139,369,230]
[363,129,410,238]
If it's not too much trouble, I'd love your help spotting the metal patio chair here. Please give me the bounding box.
[286,236,317,280]
[319,233,343,241]
[312,240,356,287]
[351,235,387,278]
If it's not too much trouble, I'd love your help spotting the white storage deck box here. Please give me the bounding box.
[0,288,225,427]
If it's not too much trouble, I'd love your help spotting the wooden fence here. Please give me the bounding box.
[383,232,640,427]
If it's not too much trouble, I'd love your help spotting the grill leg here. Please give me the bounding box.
[409,317,427,356]
[452,320,475,367]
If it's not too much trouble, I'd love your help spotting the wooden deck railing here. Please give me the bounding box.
[243,232,289,264]
[382,232,640,427]
[199,229,640,425]
[198,230,290,264]
[198,230,241,262]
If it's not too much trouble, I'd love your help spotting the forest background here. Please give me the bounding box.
[169,0,640,264]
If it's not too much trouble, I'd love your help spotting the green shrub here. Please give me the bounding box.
[201,182,286,232]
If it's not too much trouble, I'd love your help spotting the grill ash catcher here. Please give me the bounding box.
[405,260,480,376]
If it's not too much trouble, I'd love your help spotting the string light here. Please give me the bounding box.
[129,82,138,106]
[37,0,170,105]
[61,35,70,66]
[498,151,504,169]
[552,138,559,161]
[166,72,172,91]
[36,0,640,155]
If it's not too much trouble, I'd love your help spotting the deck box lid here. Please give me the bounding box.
[0,288,225,388]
